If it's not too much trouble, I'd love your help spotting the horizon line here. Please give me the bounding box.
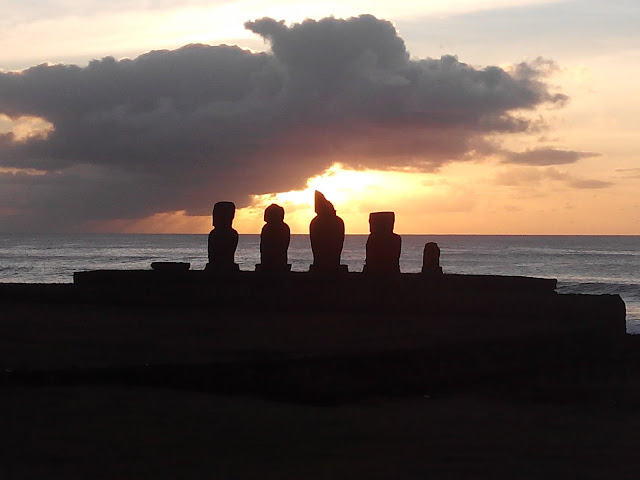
[1,232,639,237]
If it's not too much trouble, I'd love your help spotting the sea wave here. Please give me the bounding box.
[0,265,34,272]
[557,281,640,299]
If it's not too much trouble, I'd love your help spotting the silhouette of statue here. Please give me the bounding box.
[422,242,443,275]
[309,191,347,273]
[256,203,291,273]
[206,201,239,273]
[363,212,401,274]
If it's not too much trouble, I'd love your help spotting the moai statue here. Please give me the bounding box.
[309,191,347,273]
[256,203,291,273]
[422,242,443,275]
[363,211,401,274]
[206,201,239,273]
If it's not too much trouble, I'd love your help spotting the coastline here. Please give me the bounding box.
[3,234,639,332]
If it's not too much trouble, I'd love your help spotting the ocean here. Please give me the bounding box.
[1,234,638,333]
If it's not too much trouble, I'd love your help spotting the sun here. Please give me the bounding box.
[234,163,421,234]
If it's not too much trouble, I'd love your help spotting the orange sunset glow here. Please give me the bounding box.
[93,159,639,236]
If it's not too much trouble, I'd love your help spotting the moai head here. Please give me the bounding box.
[423,242,441,269]
[264,203,285,224]
[212,201,235,229]
[314,190,336,217]
[369,212,395,234]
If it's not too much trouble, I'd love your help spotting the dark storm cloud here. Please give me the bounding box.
[501,148,600,166]
[0,14,568,230]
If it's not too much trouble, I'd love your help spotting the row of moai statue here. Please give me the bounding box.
[205,191,443,275]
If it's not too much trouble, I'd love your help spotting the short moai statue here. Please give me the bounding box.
[256,203,291,273]
[363,212,401,274]
[309,191,347,273]
[422,242,443,275]
[206,201,239,273]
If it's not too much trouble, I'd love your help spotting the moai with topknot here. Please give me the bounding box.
[309,191,347,273]
[363,211,401,274]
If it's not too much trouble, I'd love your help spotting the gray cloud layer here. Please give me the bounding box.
[501,147,600,166]
[1,14,569,231]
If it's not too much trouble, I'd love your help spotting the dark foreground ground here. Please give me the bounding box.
[2,300,640,479]
[4,385,640,480]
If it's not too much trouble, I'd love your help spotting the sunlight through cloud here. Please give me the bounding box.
[0,114,54,142]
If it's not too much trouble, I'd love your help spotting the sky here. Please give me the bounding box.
[1,0,639,234]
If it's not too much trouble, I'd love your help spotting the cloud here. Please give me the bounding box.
[567,178,613,189]
[0,14,568,231]
[501,147,600,166]
[616,167,640,179]
[2,0,231,22]
[494,166,613,189]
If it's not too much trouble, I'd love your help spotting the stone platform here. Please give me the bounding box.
[72,270,556,305]
[0,271,626,402]
[68,270,622,340]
